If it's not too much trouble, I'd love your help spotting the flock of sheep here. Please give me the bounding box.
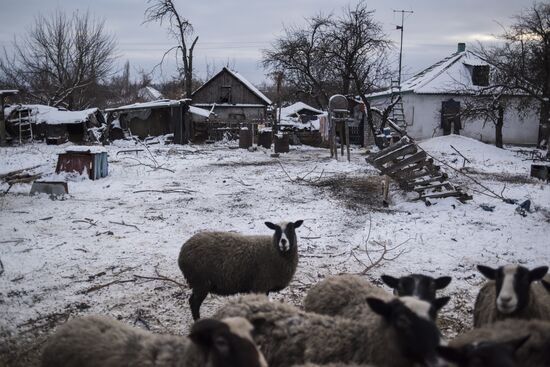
[39,220,550,367]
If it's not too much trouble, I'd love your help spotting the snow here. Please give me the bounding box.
[188,105,212,118]
[0,136,549,361]
[63,145,107,154]
[105,99,183,112]
[5,105,98,125]
[137,86,164,101]
[279,102,324,118]
[367,50,491,97]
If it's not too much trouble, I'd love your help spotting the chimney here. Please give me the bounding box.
[457,43,466,53]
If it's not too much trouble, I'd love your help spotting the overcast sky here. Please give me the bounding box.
[0,0,536,85]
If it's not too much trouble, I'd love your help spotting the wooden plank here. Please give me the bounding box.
[418,191,463,200]
[410,175,447,187]
[382,151,427,175]
[373,144,418,165]
[413,181,454,192]
[367,137,411,161]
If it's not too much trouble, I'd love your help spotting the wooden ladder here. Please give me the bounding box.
[366,136,472,203]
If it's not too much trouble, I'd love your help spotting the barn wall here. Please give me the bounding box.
[192,70,265,105]
[368,94,539,145]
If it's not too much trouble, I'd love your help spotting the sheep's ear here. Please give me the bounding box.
[381,275,399,289]
[366,297,392,320]
[477,265,497,280]
[437,345,467,364]
[432,296,450,313]
[504,335,530,352]
[250,316,269,334]
[265,222,279,230]
[189,318,224,348]
[435,276,452,289]
[293,220,303,228]
[528,266,548,282]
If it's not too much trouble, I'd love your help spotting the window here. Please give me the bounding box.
[472,65,490,86]
[228,113,246,121]
[220,86,232,103]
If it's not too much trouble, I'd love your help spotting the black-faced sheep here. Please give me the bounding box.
[179,220,303,320]
[41,315,267,367]
[303,274,449,321]
[447,318,550,367]
[542,274,550,293]
[214,294,449,367]
[474,264,550,327]
[381,273,452,301]
[437,335,529,367]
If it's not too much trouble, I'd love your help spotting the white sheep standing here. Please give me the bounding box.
[41,315,267,367]
[179,220,303,320]
[213,294,449,367]
[474,264,550,327]
[445,318,550,367]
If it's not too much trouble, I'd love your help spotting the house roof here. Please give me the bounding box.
[105,99,213,118]
[367,48,491,98]
[0,90,18,96]
[192,67,272,105]
[137,86,164,101]
[279,102,324,117]
[5,104,99,125]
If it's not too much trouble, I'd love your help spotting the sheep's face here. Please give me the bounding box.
[367,296,450,367]
[381,274,452,302]
[437,336,529,367]
[189,317,267,367]
[477,264,548,314]
[265,220,303,254]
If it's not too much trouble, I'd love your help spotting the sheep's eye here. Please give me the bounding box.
[213,336,230,355]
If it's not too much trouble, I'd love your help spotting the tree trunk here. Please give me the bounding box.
[539,99,550,157]
[495,105,504,149]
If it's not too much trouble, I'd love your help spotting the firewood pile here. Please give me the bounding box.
[366,137,472,203]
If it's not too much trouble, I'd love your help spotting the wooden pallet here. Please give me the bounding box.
[366,136,472,202]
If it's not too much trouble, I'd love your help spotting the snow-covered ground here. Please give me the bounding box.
[0,135,549,365]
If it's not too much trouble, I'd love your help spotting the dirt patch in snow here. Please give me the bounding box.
[311,174,386,212]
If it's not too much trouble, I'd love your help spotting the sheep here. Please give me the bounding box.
[303,274,392,317]
[381,273,452,301]
[179,220,303,320]
[41,315,267,367]
[437,335,530,367]
[303,274,449,321]
[542,274,550,293]
[473,264,550,327]
[446,318,550,367]
[292,364,375,367]
[213,294,449,367]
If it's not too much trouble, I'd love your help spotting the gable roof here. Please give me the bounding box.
[192,67,272,105]
[368,49,490,97]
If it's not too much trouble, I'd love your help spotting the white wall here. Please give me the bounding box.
[368,94,540,145]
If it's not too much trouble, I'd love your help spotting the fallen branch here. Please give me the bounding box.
[79,279,136,294]
[109,220,140,231]
[353,238,410,274]
[133,189,195,194]
[122,156,175,173]
[0,257,4,276]
[72,218,97,228]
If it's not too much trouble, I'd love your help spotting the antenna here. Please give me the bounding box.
[393,9,414,86]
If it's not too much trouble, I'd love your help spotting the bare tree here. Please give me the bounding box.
[0,10,117,110]
[144,0,198,98]
[263,15,335,108]
[474,2,550,154]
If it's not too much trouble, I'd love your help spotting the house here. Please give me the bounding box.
[191,67,272,123]
[366,43,539,145]
[104,99,213,143]
[4,104,104,144]
[137,86,164,102]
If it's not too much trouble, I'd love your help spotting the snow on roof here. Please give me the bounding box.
[188,105,213,118]
[63,145,107,154]
[0,90,18,95]
[279,102,324,117]
[105,99,184,112]
[368,49,490,97]
[192,67,272,105]
[138,86,164,101]
[224,68,272,105]
[6,104,99,125]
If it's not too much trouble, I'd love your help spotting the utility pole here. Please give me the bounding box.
[393,9,413,86]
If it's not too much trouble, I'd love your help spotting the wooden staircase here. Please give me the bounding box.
[366,136,472,203]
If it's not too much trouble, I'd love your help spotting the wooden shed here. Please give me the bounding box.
[192,67,272,123]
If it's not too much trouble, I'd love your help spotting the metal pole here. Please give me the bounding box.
[393,10,413,86]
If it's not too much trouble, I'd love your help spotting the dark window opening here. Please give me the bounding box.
[228,113,246,121]
[220,86,232,103]
[472,65,490,86]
